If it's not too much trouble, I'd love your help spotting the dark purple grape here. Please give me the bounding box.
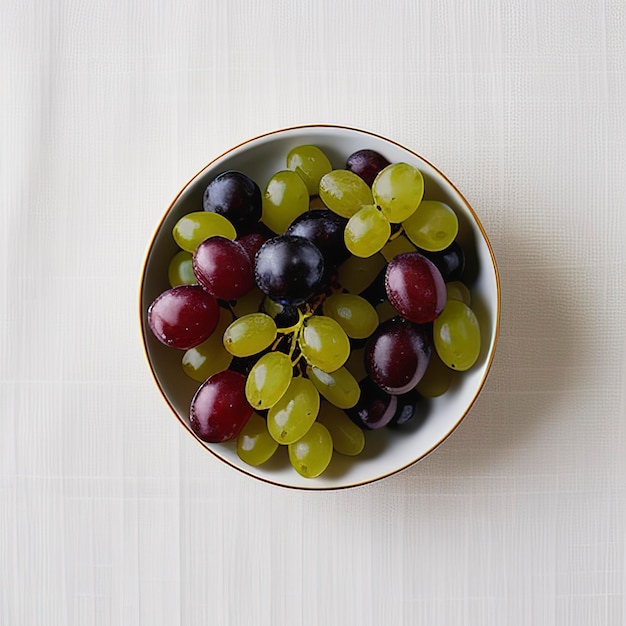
[148,285,219,350]
[385,252,446,324]
[285,209,350,265]
[229,354,264,376]
[193,236,254,301]
[254,235,324,305]
[346,377,397,430]
[273,304,300,328]
[349,336,368,351]
[387,389,422,427]
[418,241,465,282]
[346,149,391,187]
[203,171,262,232]
[365,317,432,395]
[360,266,387,306]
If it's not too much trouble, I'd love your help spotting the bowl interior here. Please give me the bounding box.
[140,125,500,490]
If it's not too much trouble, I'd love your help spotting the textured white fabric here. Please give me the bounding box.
[2,0,626,624]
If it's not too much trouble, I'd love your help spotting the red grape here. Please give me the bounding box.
[346,149,391,187]
[365,318,431,394]
[189,370,253,443]
[193,236,254,301]
[237,231,267,265]
[385,252,446,324]
[148,285,219,350]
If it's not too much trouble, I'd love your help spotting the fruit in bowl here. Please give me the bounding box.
[140,125,500,490]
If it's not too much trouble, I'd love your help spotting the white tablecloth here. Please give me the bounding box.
[3,1,625,624]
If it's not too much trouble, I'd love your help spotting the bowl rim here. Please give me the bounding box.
[139,123,502,491]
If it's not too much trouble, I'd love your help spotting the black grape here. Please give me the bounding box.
[346,377,397,430]
[418,241,466,282]
[286,209,350,266]
[254,235,324,306]
[360,266,387,306]
[387,389,421,427]
[203,171,262,233]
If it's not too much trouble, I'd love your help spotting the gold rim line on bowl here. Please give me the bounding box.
[138,123,502,491]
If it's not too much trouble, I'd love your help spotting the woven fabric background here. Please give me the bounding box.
[2,1,625,624]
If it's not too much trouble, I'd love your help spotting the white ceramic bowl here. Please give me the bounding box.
[140,124,500,490]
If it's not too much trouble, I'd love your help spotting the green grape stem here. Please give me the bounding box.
[275,307,311,366]
[291,351,305,370]
[273,293,346,371]
[388,224,405,241]
[276,307,308,336]
[288,331,299,360]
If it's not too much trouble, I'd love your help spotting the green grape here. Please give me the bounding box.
[337,253,386,294]
[262,296,283,318]
[245,351,293,409]
[344,205,391,258]
[286,145,332,196]
[306,365,360,409]
[223,313,277,357]
[316,401,365,456]
[446,281,472,306]
[372,162,424,223]
[402,200,459,252]
[267,376,320,444]
[288,422,333,478]
[344,346,367,382]
[380,234,416,263]
[415,350,453,397]
[168,250,196,287]
[261,170,309,234]
[319,170,374,219]
[298,315,350,373]
[172,211,237,252]
[433,300,481,371]
[376,299,398,324]
[182,307,233,382]
[231,288,265,318]
[237,413,279,466]
[322,293,379,339]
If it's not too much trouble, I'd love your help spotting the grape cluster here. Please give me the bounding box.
[148,146,482,478]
